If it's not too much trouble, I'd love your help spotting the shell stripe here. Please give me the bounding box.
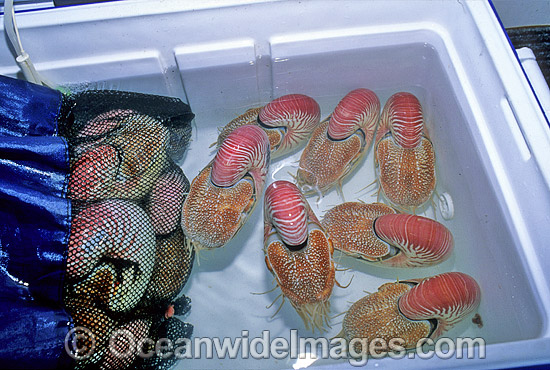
[211,125,270,194]
[264,181,309,246]
[258,94,321,155]
[398,272,481,338]
[374,214,453,267]
[328,88,380,141]
[383,92,425,149]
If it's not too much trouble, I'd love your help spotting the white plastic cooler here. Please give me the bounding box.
[1,1,550,369]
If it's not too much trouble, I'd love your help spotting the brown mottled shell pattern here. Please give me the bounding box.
[266,229,335,306]
[181,166,256,249]
[265,225,336,332]
[341,282,431,354]
[376,135,436,209]
[322,202,396,261]
[297,119,365,194]
[216,107,263,147]
[144,228,195,305]
[215,107,284,152]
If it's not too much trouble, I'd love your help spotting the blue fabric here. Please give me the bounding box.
[0,136,71,304]
[0,75,73,368]
[0,75,63,137]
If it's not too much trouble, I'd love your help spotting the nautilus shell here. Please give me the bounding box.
[69,112,170,202]
[146,166,190,236]
[214,94,320,158]
[214,107,262,148]
[322,202,452,267]
[339,272,481,355]
[375,92,436,210]
[258,94,321,157]
[182,125,270,250]
[66,199,156,312]
[297,88,380,195]
[143,228,195,306]
[264,180,335,332]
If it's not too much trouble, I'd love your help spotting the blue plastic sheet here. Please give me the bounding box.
[0,76,73,368]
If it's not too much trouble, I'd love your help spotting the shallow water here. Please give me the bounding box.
[176,94,485,369]
[170,43,543,369]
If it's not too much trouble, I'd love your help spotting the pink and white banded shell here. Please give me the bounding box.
[77,109,135,138]
[264,180,310,246]
[258,94,320,157]
[146,167,189,235]
[67,199,156,311]
[211,124,270,195]
[69,144,119,201]
[327,88,380,141]
[382,92,424,149]
[373,214,453,267]
[399,272,481,338]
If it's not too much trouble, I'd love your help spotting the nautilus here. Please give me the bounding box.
[375,92,436,211]
[69,111,170,202]
[141,228,195,308]
[66,199,156,312]
[322,202,453,267]
[182,124,270,250]
[297,88,380,196]
[263,180,336,332]
[214,94,321,158]
[146,166,190,236]
[338,272,481,355]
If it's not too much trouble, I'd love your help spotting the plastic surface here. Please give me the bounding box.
[516,47,550,118]
[1,1,550,369]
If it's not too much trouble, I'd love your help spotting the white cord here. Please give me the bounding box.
[3,0,55,88]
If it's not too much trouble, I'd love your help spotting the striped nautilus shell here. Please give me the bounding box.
[214,94,320,158]
[66,199,156,312]
[263,180,335,332]
[182,125,270,250]
[338,272,481,355]
[146,166,190,236]
[258,94,321,157]
[375,92,436,210]
[297,88,380,195]
[322,202,452,267]
[69,112,169,202]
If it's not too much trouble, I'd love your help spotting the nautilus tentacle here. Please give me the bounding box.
[263,180,335,332]
[182,125,270,250]
[339,272,481,355]
[297,89,380,195]
[375,92,435,210]
[67,199,156,312]
[322,202,452,267]
[258,94,321,157]
[398,272,481,339]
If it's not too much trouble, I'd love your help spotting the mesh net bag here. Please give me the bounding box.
[60,90,196,370]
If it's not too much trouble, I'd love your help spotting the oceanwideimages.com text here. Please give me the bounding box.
[65,327,486,366]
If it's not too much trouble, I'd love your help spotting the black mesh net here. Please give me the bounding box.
[61,90,195,370]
